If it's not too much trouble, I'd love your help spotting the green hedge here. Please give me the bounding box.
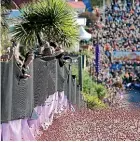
[83,94,107,109]
[71,66,107,109]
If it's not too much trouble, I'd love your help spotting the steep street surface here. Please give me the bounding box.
[38,106,140,141]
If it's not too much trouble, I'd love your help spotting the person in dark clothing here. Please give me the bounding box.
[128,72,133,82]
[56,52,65,67]
[105,50,112,63]
[49,42,58,49]
[20,51,34,79]
[11,39,17,47]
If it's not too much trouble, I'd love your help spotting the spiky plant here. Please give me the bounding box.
[1,0,12,53]
[1,0,13,32]
[12,0,79,48]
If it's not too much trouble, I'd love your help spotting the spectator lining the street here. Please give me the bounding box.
[90,1,140,105]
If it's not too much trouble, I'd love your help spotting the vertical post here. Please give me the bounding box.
[77,85,81,109]
[84,55,87,69]
[68,63,72,102]
[82,54,86,70]
[96,32,99,82]
[74,77,77,105]
[55,59,58,92]
[78,56,83,91]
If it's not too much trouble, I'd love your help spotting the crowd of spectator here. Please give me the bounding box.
[91,1,140,106]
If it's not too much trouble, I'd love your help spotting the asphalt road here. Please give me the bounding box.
[37,87,140,141]
[38,107,140,141]
[126,88,140,107]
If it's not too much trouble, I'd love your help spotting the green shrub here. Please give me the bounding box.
[72,66,107,98]
[92,83,107,100]
[71,64,79,83]
[71,65,107,109]
[83,69,93,94]
[83,93,107,109]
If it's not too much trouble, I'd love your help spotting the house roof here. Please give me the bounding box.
[8,10,21,18]
[12,0,85,9]
[67,1,85,9]
[12,0,34,8]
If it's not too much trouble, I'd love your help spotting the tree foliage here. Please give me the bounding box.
[1,0,12,8]
[1,0,12,51]
[12,0,79,48]
[1,0,12,31]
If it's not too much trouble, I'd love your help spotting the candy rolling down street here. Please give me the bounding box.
[1,0,140,141]
[38,1,140,141]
